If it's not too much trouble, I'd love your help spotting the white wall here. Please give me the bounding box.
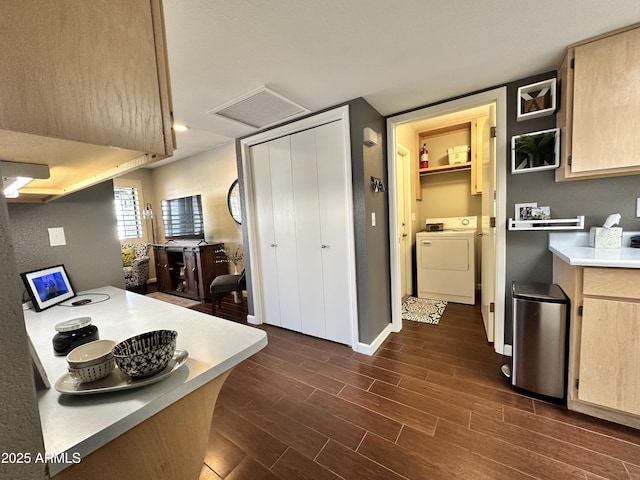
[150,142,244,272]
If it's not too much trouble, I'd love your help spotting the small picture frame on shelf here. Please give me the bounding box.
[511,128,560,174]
[530,206,551,220]
[517,78,556,121]
[515,202,537,221]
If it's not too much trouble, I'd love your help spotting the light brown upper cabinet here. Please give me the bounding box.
[0,0,174,201]
[556,24,640,181]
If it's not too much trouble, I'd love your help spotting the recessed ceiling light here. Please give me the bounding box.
[173,123,189,132]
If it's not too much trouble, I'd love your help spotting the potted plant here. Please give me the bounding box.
[222,246,243,274]
[514,131,556,169]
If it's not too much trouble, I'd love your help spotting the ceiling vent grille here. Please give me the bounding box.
[207,86,309,129]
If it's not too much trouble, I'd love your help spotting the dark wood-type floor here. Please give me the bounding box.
[184,296,640,479]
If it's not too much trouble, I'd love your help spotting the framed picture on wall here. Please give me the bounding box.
[511,128,560,174]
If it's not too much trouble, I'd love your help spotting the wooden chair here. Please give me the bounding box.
[209,270,245,314]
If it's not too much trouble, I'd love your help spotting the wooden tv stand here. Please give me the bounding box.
[153,243,227,301]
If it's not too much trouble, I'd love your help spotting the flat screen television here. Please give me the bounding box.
[161,194,205,240]
[21,264,76,311]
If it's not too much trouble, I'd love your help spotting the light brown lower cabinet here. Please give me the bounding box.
[553,257,640,428]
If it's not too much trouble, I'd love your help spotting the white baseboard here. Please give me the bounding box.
[247,314,260,325]
[355,322,393,356]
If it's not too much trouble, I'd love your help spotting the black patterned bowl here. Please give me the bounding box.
[112,330,177,378]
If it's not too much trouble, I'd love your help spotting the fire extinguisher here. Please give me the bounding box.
[420,144,429,169]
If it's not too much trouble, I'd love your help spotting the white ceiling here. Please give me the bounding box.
[162,0,640,162]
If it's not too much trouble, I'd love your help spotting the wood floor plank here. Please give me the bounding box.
[225,456,281,480]
[421,369,535,413]
[298,357,375,391]
[397,424,537,480]
[470,412,630,480]
[261,358,346,395]
[327,355,403,385]
[376,347,457,376]
[242,364,316,402]
[357,432,466,480]
[434,418,589,480]
[315,439,406,480]
[349,349,430,380]
[200,464,223,480]
[211,405,288,470]
[338,385,438,435]
[234,401,329,459]
[368,380,473,426]
[503,406,640,467]
[305,389,403,442]
[533,400,640,447]
[270,448,342,480]
[396,375,504,421]
[203,431,246,478]
[273,394,367,450]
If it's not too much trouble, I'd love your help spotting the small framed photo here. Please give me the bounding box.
[515,202,537,221]
[530,206,551,220]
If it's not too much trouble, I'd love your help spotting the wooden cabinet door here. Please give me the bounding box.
[2,0,171,155]
[155,248,171,292]
[182,250,199,299]
[578,297,640,415]
[558,26,640,180]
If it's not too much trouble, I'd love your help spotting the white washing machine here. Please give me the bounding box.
[416,216,477,305]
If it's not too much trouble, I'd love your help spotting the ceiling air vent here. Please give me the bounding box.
[207,86,309,129]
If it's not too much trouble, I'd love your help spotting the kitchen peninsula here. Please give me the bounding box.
[23,286,267,479]
[550,233,640,429]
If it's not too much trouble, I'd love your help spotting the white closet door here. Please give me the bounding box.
[266,136,302,332]
[315,120,352,345]
[290,128,326,339]
[250,142,281,327]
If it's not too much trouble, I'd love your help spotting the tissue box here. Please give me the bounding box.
[589,227,623,249]
[447,145,469,164]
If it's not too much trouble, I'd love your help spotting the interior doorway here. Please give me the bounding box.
[387,88,508,355]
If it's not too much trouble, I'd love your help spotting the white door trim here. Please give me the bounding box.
[240,106,360,351]
[386,88,508,355]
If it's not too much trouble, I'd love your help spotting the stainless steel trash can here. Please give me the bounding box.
[512,282,569,402]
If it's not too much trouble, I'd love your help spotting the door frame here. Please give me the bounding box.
[239,106,360,351]
[386,87,508,355]
[396,144,413,299]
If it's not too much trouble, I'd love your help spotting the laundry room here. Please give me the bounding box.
[394,103,493,304]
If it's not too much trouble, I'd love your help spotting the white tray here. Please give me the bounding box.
[55,349,189,395]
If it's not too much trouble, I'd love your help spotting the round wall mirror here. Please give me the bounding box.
[227,179,242,224]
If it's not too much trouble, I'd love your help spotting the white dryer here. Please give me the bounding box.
[416,216,477,305]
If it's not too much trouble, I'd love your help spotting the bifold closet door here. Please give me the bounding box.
[290,120,351,345]
[251,120,351,345]
[250,138,302,332]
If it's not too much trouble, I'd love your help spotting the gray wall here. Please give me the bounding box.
[348,98,391,344]
[237,97,392,346]
[8,180,124,292]
[505,72,640,344]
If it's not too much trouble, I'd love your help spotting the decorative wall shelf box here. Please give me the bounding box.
[508,216,585,231]
[517,78,557,121]
[511,128,560,174]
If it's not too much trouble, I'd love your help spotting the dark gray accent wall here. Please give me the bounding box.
[8,180,124,292]
[348,98,391,344]
[237,98,391,346]
[504,72,640,344]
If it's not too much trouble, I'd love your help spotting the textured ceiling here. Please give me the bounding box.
[161,1,640,162]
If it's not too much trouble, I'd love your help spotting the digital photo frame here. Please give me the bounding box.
[21,264,76,312]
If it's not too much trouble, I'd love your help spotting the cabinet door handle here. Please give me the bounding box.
[321,244,328,248]
[271,244,277,247]
[421,241,432,245]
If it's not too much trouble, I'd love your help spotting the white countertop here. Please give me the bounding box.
[23,286,267,476]
[549,232,640,268]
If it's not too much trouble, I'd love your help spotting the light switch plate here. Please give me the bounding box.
[637,198,640,217]
[371,212,376,227]
[48,227,66,246]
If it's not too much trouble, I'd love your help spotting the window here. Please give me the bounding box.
[114,185,143,239]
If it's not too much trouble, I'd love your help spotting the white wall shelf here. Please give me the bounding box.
[508,216,585,231]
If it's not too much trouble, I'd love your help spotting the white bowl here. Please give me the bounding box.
[67,339,116,368]
[68,357,116,383]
